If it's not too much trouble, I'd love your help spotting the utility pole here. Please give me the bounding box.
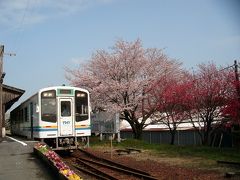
[0,45,4,141]
[0,46,16,140]
[234,60,240,99]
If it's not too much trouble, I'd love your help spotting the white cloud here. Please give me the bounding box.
[0,0,114,28]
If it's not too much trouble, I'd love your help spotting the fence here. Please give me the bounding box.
[120,129,233,147]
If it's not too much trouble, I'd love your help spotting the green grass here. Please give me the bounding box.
[89,137,240,163]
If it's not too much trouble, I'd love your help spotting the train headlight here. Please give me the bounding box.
[43,92,54,97]
[76,93,86,97]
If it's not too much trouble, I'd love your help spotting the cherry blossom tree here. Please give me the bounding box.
[148,73,192,145]
[150,62,234,146]
[219,62,240,147]
[185,63,232,145]
[65,39,183,139]
[221,80,240,147]
[221,79,240,126]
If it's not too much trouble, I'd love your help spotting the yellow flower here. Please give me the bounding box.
[60,169,69,175]
[68,174,82,180]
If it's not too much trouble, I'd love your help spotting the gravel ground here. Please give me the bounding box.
[84,148,227,180]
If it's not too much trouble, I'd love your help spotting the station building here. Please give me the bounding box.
[0,84,25,139]
[0,45,25,140]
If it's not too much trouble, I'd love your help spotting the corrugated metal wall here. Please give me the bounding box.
[120,130,203,145]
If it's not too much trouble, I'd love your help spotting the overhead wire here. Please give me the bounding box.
[190,61,237,83]
[13,0,31,54]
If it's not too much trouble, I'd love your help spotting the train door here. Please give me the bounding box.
[58,98,74,136]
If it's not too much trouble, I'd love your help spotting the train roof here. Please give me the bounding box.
[39,85,89,93]
[10,85,89,112]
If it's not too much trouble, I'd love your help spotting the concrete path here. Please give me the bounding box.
[0,136,56,180]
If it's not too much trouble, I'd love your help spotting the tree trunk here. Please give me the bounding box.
[202,129,213,146]
[202,131,209,145]
[202,119,213,146]
[132,123,143,139]
[123,110,144,140]
[133,128,143,139]
[170,129,176,145]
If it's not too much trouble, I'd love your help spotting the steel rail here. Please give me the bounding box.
[73,161,118,180]
[217,160,240,166]
[77,157,158,180]
[78,148,151,176]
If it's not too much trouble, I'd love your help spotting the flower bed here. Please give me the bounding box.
[34,143,82,180]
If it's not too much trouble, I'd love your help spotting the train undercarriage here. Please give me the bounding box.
[42,136,89,151]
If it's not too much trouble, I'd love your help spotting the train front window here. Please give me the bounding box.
[75,91,89,122]
[41,90,57,122]
[61,101,71,117]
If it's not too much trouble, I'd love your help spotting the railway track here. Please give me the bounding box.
[217,160,240,166]
[62,149,158,180]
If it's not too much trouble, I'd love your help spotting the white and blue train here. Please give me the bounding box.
[10,86,91,150]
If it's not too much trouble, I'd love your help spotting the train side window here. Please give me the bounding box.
[20,109,24,122]
[41,90,57,122]
[24,107,28,122]
[75,91,89,122]
[35,104,39,113]
[11,112,17,125]
[17,111,20,122]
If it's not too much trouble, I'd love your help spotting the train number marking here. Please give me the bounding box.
[63,121,70,125]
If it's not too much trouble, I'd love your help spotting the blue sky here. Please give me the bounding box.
[0,0,240,106]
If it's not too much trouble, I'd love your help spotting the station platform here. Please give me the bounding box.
[0,135,56,180]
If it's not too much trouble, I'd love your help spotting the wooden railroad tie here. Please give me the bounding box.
[115,148,142,155]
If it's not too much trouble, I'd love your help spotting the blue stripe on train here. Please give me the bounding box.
[75,128,91,130]
[22,127,57,131]
[23,127,91,131]
[34,128,58,132]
